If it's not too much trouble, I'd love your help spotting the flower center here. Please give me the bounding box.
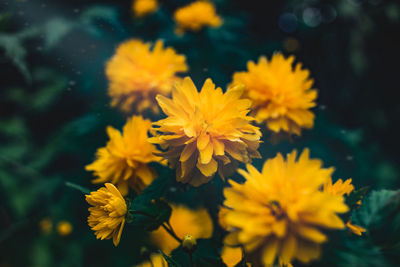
[268,200,286,219]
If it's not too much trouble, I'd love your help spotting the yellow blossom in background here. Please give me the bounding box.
[150,77,261,186]
[106,39,188,114]
[86,116,164,196]
[324,178,366,236]
[221,246,244,267]
[132,0,158,17]
[57,221,73,236]
[221,149,348,266]
[150,204,213,254]
[86,183,127,246]
[39,218,52,234]
[230,53,317,135]
[174,1,222,34]
[135,253,167,267]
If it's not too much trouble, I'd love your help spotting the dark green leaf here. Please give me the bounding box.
[130,198,172,231]
[353,189,400,228]
[159,250,182,267]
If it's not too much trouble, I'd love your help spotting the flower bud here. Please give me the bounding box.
[182,234,197,253]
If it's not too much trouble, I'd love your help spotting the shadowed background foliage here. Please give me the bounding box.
[1,0,400,266]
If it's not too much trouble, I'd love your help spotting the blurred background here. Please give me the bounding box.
[1,0,399,266]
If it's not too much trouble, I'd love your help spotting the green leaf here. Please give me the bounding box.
[352,189,400,250]
[337,239,390,267]
[43,18,76,49]
[159,250,182,267]
[0,11,12,30]
[31,68,68,111]
[0,27,39,82]
[65,181,90,195]
[79,6,122,36]
[353,189,400,228]
[130,198,172,231]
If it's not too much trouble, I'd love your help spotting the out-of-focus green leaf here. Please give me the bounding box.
[130,198,172,231]
[43,18,76,49]
[353,190,400,229]
[79,6,122,36]
[0,27,39,82]
[30,236,53,267]
[0,167,61,217]
[160,250,182,267]
[352,189,400,256]
[0,11,12,31]
[31,68,68,111]
[337,238,390,267]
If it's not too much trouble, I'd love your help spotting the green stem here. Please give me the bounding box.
[161,223,182,243]
[189,252,194,267]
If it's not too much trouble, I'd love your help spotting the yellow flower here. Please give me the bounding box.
[39,218,52,234]
[106,39,188,113]
[222,246,244,267]
[136,253,167,267]
[346,221,366,236]
[174,1,222,34]
[86,116,164,196]
[57,221,73,236]
[150,77,261,186]
[150,204,213,254]
[86,183,127,246]
[323,178,366,236]
[221,149,348,266]
[230,53,317,135]
[132,0,158,17]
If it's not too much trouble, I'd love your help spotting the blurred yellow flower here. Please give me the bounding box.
[230,53,317,135]
[106,39,188,114]
[132,0,158,17]
[39,218,52,234]
[150,204,213,254]
[221,246,244,267]
[136,253,167,267]
[221,149,348,266]
[150,77,261,186]
[174,1,222,34]
[57,221,73,236]
[86,183,127,246]
[324,178,366,236]
[86,116,164,196]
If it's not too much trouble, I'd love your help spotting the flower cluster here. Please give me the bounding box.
[150,77,261,186]
[82,3,367,264]
[86,115,164,196]
[106,39,188,114]
[231,53,317,135]
[174,1,222,34]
